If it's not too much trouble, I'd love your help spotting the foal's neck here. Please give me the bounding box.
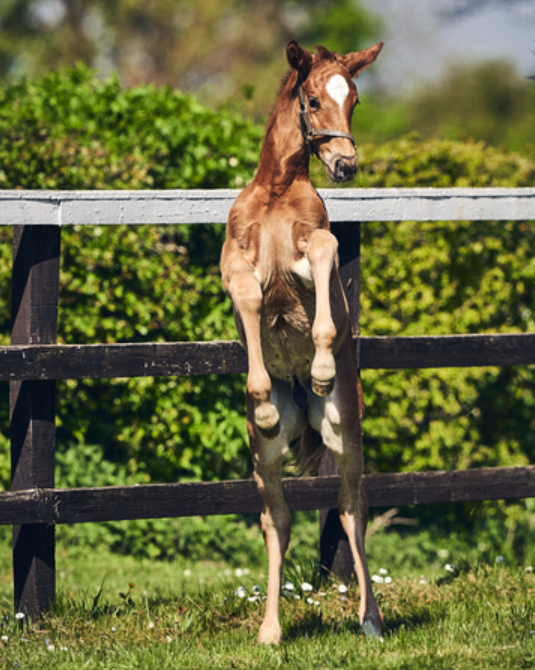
[254,74,310,196]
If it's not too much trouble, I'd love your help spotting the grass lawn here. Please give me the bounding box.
[1,530,535,669]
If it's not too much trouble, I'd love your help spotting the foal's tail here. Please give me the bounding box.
[292,422,326,475]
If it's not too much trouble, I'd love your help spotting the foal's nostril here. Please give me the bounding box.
[334,158,357,181]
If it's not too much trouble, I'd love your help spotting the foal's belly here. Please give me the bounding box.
[260,314,316,382]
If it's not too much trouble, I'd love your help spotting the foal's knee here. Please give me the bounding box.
[229,270,262,304]
[306,229,338,263]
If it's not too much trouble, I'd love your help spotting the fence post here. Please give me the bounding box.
[319,221,361,579]
[10,225,60,619]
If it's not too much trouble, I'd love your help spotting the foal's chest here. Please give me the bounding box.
[240,191,330,381]
[257,239,317,382]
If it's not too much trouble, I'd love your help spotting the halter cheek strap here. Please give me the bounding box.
[298,83,356,157]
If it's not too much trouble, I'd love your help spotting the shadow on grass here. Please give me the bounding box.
[382,607,437,636]
[284,606,438,642]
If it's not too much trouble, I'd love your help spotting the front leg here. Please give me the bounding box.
[222,247,280,437]
[305,229,339,396]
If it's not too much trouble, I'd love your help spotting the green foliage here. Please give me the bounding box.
[55,223,248,483]
[301,0,380,55]
[348,60,535,159]
[0,0,383,113]
[0,64,261,190]
[358,61,535,157]
[356,133,535,189]
[408,61,535,156]
[367,497,535,576]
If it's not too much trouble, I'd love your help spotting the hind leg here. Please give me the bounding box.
[309,339,383,636]
[337,457,383,636]
[247,381,305,644]
[254,457,289,645]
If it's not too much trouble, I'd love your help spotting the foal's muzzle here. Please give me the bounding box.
[326,154,357,183]
[332,156,357,183]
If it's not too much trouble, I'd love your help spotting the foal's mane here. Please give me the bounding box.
[262,70,298,139]
[278,70,294,94]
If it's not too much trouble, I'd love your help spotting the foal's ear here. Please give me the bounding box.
[286,40,313,80]
[340,42,383,78]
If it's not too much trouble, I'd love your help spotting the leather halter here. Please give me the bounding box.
[297,80,356,157]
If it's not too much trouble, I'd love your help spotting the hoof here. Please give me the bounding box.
[311,377,335,397]
[254,403,280,439]
[361,619,383,642]
[257,420,281,439]
[258,623,281,645]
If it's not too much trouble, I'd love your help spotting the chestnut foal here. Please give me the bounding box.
[220,40,383,644]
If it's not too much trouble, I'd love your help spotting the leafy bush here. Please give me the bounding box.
[0,64,261,191]
[55,225,248,483]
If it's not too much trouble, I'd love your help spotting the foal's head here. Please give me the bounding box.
[286,40,382,183]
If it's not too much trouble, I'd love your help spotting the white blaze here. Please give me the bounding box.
[326,74,349,110]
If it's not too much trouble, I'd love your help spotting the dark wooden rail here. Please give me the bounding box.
[2,466,535,526]
[1,188,534,620]
[1,332,535,381]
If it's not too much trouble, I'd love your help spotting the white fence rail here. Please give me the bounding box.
[1,187,534,226]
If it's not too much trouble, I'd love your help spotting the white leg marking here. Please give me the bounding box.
[308,394,345,454]
[326,74,349,111]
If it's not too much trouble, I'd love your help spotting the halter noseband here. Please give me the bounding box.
[298,80,356,157]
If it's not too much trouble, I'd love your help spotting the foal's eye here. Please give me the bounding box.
[308,96,321,111]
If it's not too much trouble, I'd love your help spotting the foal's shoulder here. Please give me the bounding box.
[227,184,265,226]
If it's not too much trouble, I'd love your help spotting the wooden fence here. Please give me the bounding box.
[1,187,535,620]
